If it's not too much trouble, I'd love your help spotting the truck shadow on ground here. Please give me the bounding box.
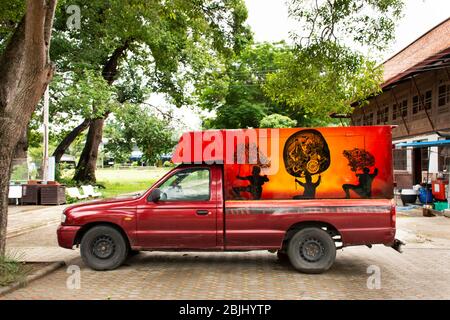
[119,251,372,277]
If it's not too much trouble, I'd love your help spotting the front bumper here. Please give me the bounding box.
[57,225,81,249]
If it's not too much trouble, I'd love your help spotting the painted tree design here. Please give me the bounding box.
[343,148,375,172]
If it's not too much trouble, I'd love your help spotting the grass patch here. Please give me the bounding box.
[96,167,170,198]
[0,253,31,287]
[100,181,153,198]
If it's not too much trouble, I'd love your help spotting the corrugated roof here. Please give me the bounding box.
[381,17,450,88]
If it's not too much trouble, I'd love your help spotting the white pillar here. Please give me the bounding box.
[42,86,49,182]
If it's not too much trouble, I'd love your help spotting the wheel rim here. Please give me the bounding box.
[91,235,116,259]
[300,238,325,262]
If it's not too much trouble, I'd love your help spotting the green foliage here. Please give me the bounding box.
[56,163,77,186]
[0,0,24,52]
[42,0,252,179]
[50,71,118,121]
[261,0,403,121]
[288,0,403,50]
[10,162,28,182]
[0,253,30,287]
[204,101,267,129]
[264,42,384,121]
[163,161,175,168]
[259,114,297,128]
[65,196,79,204]
[200,42,318,128]
[104,104,176,164]
[50,0,252,108]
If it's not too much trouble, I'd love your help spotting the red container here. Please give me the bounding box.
[432,180,448,201]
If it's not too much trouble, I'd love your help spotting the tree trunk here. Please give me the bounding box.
[13,128,28,160]
[0,0,57,256]
[73,118,104,183]
[53,119,91,163]
[0,134,15,256]
[71,41,131,183]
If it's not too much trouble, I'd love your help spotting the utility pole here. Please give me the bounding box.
[42,86,49,182]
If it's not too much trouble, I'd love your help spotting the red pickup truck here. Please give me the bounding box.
[58,126,401,273]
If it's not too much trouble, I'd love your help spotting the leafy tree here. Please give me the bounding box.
[103,104,175,165]
[288,0,403,50]
[199,41,344,129]
[0,0,58,255]
[264,42,383,122]
[264,0,404,120]
[259,114,297,128]
[50,0,252,183]
[203,101,267,129]
[49,70,118,163]
[200,42,312,128]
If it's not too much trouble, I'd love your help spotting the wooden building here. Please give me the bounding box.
[351,18,450,189]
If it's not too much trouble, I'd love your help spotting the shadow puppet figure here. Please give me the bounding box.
[342,167,378,199]
[232,166,269,200]
[293,172,321,199]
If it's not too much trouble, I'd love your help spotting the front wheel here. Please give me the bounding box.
[80,225,128,271]
[287,228,336,274]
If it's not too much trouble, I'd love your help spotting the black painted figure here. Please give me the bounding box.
[232,166,269,200]
[342,167,378,199]
[293,173,321,199]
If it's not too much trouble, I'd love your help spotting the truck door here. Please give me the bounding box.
[137,166,219,249]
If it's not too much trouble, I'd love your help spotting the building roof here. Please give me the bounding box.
[381,17,450,89]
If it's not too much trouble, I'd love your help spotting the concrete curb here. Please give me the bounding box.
[0,261,65,297]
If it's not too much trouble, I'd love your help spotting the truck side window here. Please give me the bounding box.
[158,168,210,201]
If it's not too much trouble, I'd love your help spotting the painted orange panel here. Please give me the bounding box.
[172,126,393,200]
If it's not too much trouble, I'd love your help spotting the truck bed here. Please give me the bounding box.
[224,199,395,249]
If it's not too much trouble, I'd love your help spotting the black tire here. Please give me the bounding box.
[276,250,290,264]
[287,227,336,274]
[80,225,129,271]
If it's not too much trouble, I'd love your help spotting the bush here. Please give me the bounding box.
[259,114,297,128]
[163,161,175,167]
[10,162,28,181]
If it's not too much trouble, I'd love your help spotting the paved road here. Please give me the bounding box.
[7,204,70,238]
[2,214,450,299]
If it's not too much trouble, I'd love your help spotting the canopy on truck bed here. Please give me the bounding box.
[172,126,393,201]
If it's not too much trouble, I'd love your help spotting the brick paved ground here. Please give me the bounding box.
[2,210,450,300]
[2,246,450,300]
[7,204,69,237]
[6,207,78,263]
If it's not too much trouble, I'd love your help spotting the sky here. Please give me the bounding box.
[244,0,450,61]
[161,0,450,133]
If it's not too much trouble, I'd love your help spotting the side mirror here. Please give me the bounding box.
[149,188,161,203]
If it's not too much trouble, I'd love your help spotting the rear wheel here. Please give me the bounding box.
[80,225,128,271]
[287,227,336,274]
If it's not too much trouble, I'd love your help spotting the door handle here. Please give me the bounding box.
[196,210,209,216]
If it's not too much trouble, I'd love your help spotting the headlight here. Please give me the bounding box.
[61,213,67,224]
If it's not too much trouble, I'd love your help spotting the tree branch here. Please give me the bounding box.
[102,40,132,85]
[53,118,92,163]
[44,0,57,63]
